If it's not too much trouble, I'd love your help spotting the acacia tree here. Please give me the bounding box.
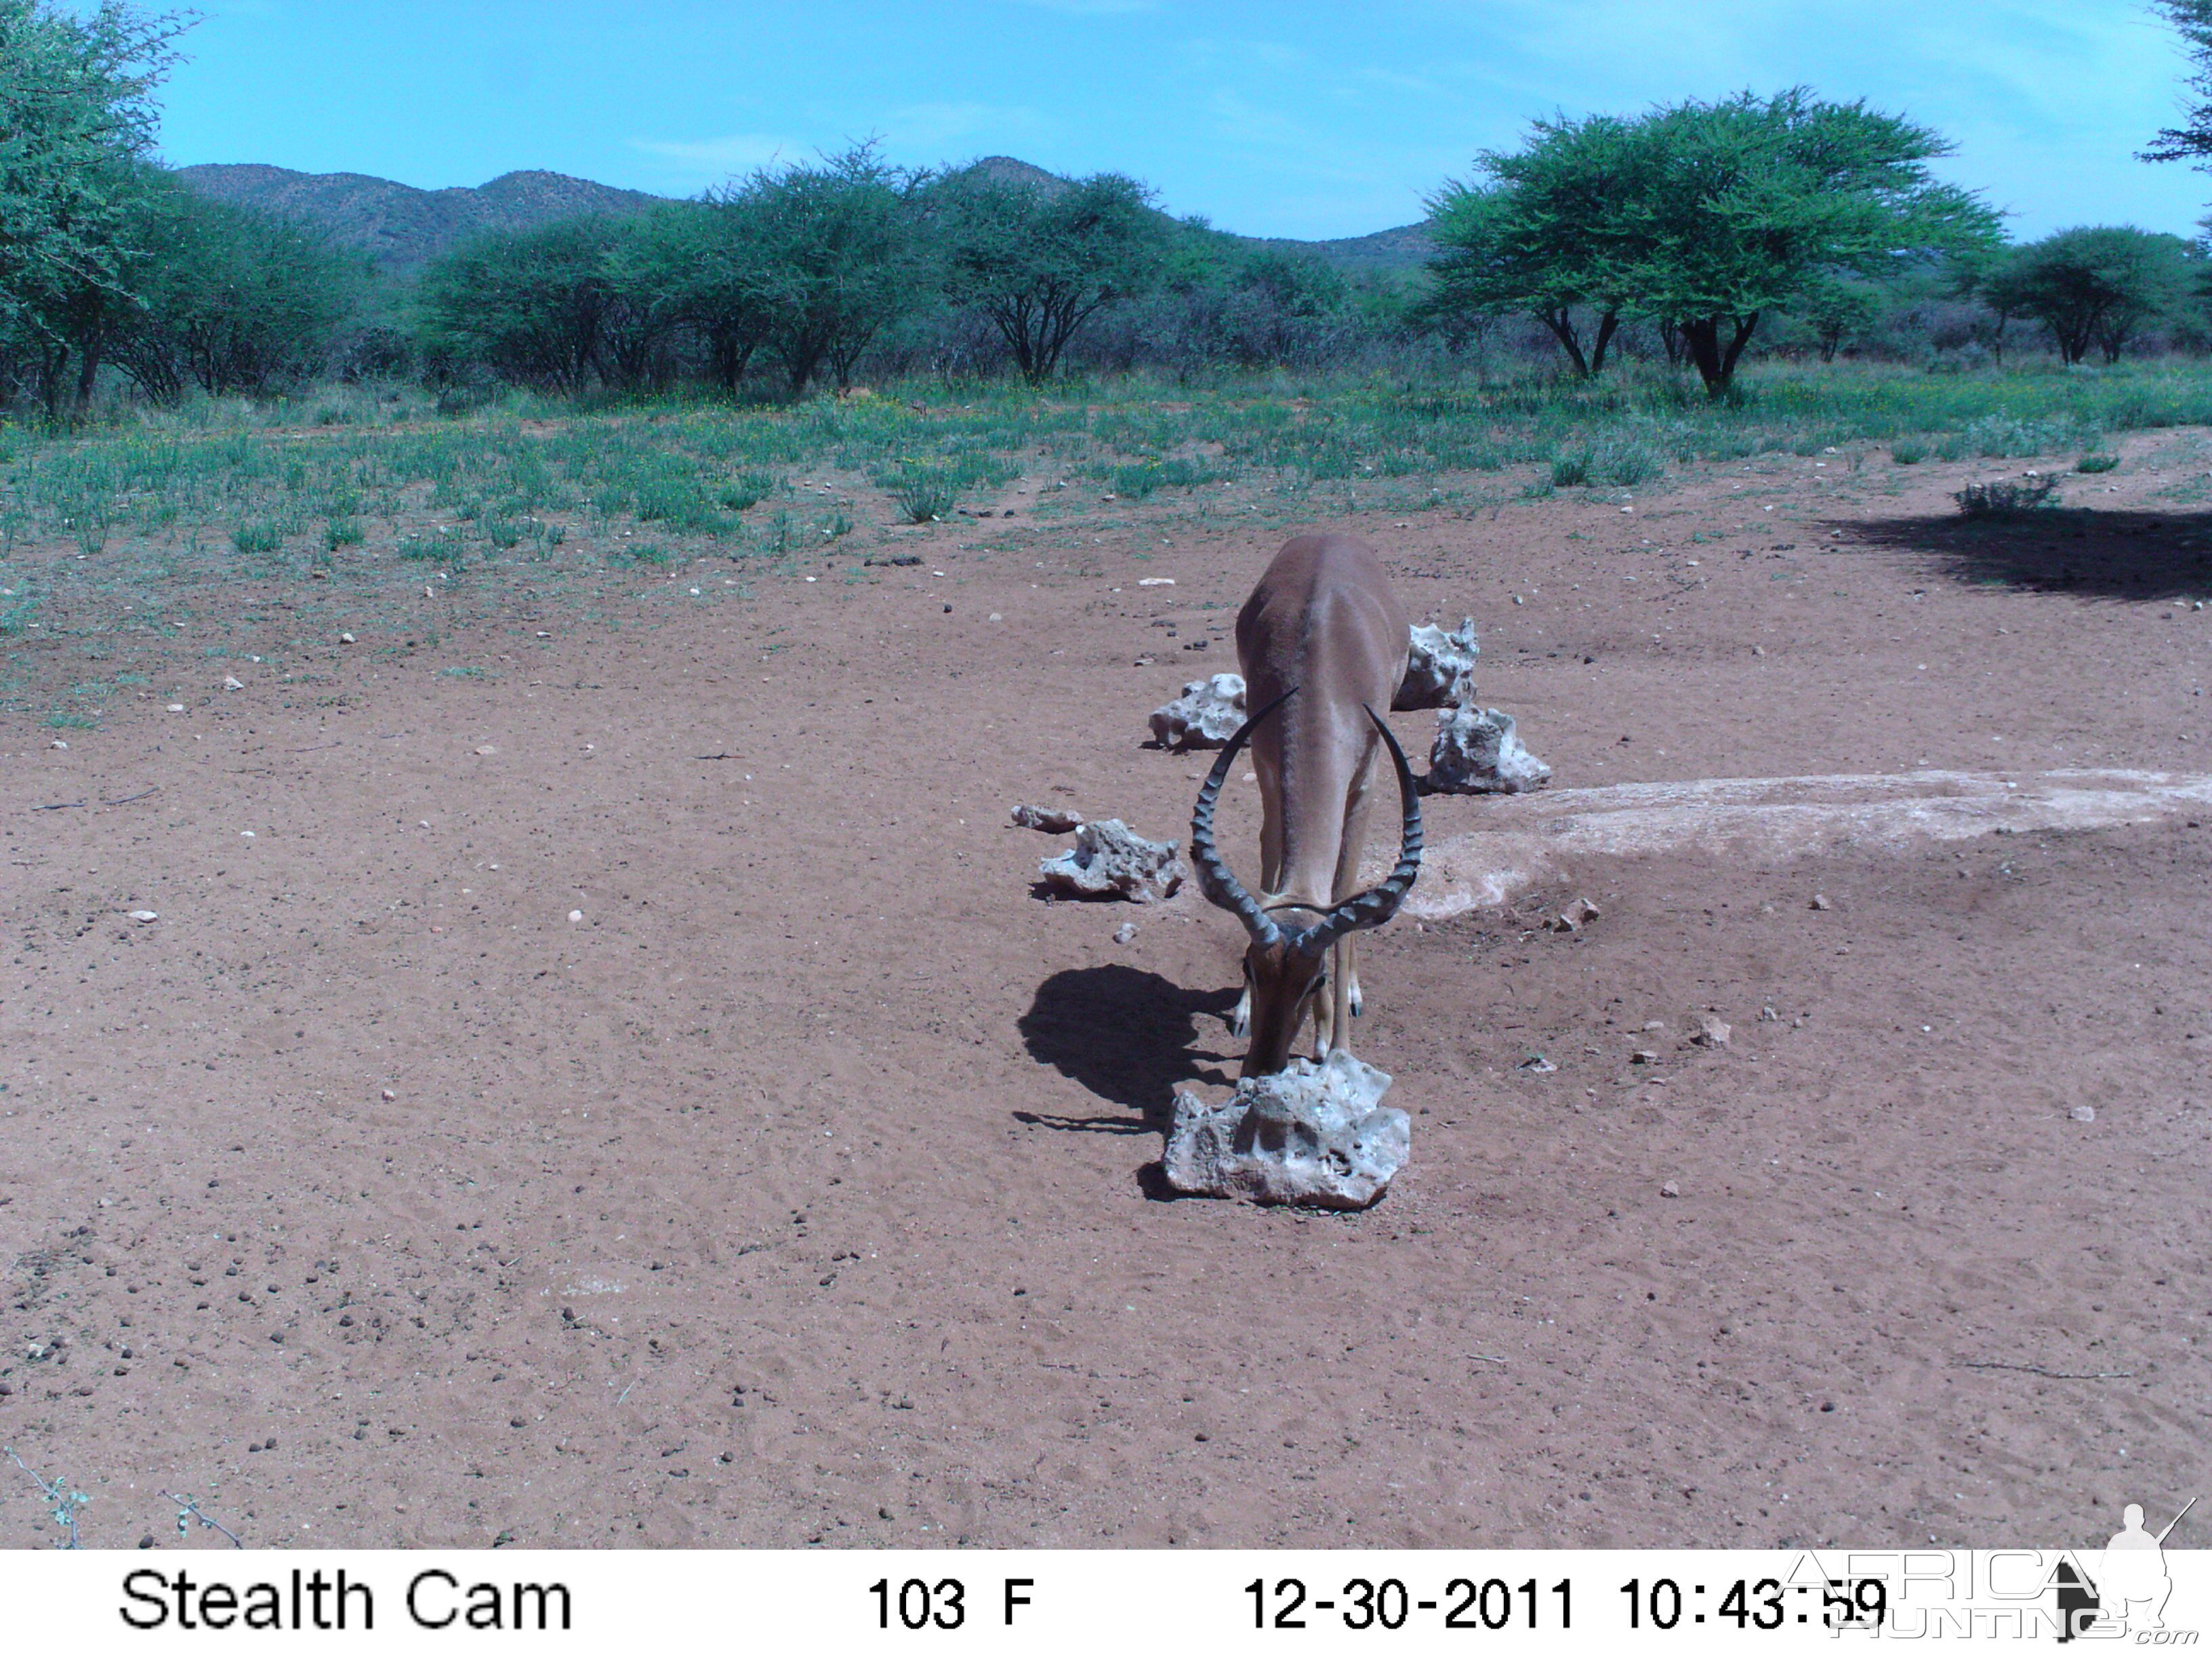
[620,199,776,392]
[0,0,188,414]
[419,219,626,392]
[1980,228,2196,365]
[725,144,930,394]
[2143,0,2212,167]
[1424,113,1643,377]
[1433,90,1999,395]
[121,184,363,396]
[938,170,1165,384]
[1790,272,1880,363]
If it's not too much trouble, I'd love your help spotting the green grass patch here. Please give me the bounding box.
[884,467,958,523]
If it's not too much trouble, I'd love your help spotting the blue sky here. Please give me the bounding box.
[148,0,2212,244]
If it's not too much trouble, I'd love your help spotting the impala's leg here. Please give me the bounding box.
[1317,939,1351,1059]
[1234,743,1288,1042]
[1330,741,1381,1040]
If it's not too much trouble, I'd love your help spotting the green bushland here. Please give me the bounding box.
[2,358,2209,721]
[8,361,2207,550]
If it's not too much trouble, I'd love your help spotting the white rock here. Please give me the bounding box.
[340,632,356,644]
[2069,1105,2097,1123]
[1149,672,1246,750]
[1694,1014,1732,1048]
[1425,705,1552,794]
[1038,819,1187,903]
[1113,921,1136,944]
[1136,577,1174,586]
[1164,1051,1409,1210]
[1395,619,1479,710]
[128,910,158,923]
[223,676,244,691]
[568,909,583,923]
[1010,802,1084,833]
[166,703,184,712]
[49,739,67,750]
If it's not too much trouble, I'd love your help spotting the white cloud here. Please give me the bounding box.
[626,132,798,183]
[880,102,1048,157]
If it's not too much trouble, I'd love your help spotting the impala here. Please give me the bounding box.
[1189,533,1423,1078]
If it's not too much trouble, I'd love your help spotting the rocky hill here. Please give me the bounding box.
[173,157,1431,278]
[171,164,666,273]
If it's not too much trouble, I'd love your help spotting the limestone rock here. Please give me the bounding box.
[1038,819,1187,903]
[1011,802,1083,833]
[1149,672,1246,750]
[1693,1013,1732,1048]
[1395,618,1480,710]
[1548,895,1601,933]
[1164,1051,1409,1210]
[1424,705,1553,794]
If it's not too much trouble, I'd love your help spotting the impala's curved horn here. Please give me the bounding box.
[1189,687,1296,949]
[1303,706,1422,951]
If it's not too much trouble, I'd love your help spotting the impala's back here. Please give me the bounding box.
[1235,533,1411,910]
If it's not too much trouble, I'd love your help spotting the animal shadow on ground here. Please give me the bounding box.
[1837,508,2212,600]
[1017,965,1239,1132]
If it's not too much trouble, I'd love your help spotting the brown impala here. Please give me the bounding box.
[1189,533,1422,1078]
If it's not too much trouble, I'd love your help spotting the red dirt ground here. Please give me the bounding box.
[3,435,2209,1550]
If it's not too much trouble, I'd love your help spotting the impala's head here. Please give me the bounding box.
[1189,689,1423,1078]
[1235,925,1330,1078]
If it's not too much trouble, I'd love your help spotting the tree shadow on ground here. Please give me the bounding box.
[1833,506,2212,600]
[1016,964,1238,1132]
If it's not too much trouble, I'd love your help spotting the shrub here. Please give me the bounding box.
[232,523,281,554]
[718,472,779,510]
[2076,453,2119,474]
[888,468,956,522]
[1591,432,1662,486]
[325,518,365,550]
[1891,441,1925,465]
[1961,413,2101,458]
[1955,476,2060,518]
[1101,457,1228,497]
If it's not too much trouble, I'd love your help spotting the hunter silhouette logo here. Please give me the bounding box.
[2057,1494,2197,1641]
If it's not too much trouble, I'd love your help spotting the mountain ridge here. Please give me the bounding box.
[171,157,1433,276]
